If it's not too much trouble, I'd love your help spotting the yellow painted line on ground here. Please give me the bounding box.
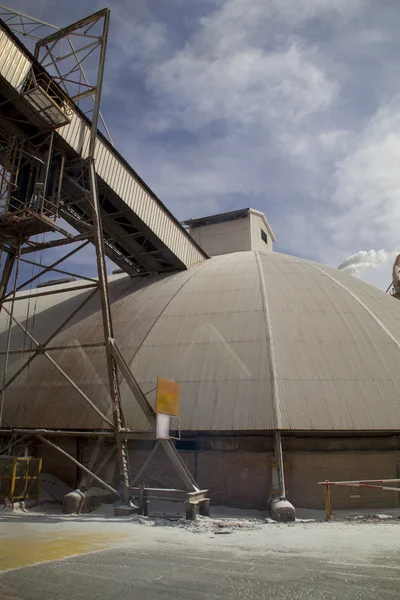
[0,531,132,572]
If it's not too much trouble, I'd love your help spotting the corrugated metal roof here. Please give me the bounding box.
[2,250,400,431]
[0,28,31,89]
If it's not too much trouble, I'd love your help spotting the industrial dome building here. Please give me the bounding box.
[2,208,400,512]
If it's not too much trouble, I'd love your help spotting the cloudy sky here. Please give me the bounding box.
[7,0,400,290]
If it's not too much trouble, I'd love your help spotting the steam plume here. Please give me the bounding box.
[337,249,394,274]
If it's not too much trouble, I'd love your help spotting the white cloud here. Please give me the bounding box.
[15,0,400,290]
[148,44,336,132]
[140,0,345,135]
[329,98,400,255]
[111,0,347,225]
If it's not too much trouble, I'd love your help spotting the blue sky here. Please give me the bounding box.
[8,0,400,290]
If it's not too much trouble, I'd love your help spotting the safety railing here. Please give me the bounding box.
[318,478,400,521]
[0,456,42,505]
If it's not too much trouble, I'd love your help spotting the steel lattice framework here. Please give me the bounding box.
[0,4,113,142]
[0,6,206,512]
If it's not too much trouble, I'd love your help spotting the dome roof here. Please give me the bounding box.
[3,250,400,432]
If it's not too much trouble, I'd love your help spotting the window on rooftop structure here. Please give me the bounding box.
[261,229,268,246]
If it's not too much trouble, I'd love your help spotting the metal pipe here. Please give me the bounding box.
[274,430,286,499]
[324,483,332,521]
[36,435,120,497]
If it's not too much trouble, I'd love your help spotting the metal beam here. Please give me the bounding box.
[0,252,14,300]
[130,439,199,492]
[0,429,155,438]
[24,210,74,239]
[82,7,130,504]
[0,245,20,427]
[109,338,156,428]
[128,487,207,503]
[0,5,60,32]
[161,439,199,492]
[20,257,98,283]
[130,441,160,486]
[71,87,97,102]
[36,435,120,497]
[34,9,108,48]
[1,305,114,428]
[0,240,91,304]
[20,232,92,254]
[0,342,106,355]
[1,282,98,302]
[0,288,98,397]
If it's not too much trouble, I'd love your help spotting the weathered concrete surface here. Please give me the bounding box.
[26,434,400,513]
[1,525,400,600]
[285,451,400,510]
[130,448,272,510]
[62,490,84,514]
[269,497,296,522]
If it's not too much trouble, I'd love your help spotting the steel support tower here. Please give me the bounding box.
[0,7,132,501]
[0,6,207,512]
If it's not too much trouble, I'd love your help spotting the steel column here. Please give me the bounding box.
[274,430,286,499]
[84,9,130,503]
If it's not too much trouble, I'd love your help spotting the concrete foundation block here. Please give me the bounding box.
[113,505,138,517]
[63,489,85,514]
[199,499,210,516]
[269,497,296,523]
[185,502,198,521]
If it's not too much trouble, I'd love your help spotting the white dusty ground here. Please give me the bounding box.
[2,475,400,598]
[2,472,400,575]
[2,500,400,556]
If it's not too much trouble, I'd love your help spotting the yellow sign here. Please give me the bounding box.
[156,377,180,416]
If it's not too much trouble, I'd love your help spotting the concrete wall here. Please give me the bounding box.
[188,217,251,256]
[250,212,273,252]
[35,438,79,487]
[7,434,399,512]
[128,444,272,510]
[197,451,271,509]
[188,212,274,256]
[33,437,117,490]
[285,451,400,510]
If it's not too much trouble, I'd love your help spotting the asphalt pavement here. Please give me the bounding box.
[1,536,400,600]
